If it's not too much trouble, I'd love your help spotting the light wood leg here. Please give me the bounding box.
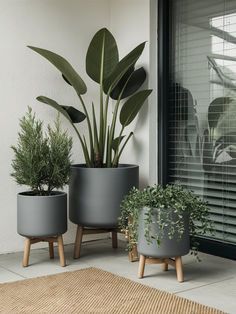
[162,261,168,271]
[112,231,118,249]
[22,238,31,267]
[74,225,83,259]
[138,254,146,278]
[57,235,66,267]
[49,242,54,259]
[128,244,139,262]
[175,256,184,282]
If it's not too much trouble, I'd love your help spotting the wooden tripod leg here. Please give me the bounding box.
[57,235,66,267]
[138,255,146,278]
[112,231,118,249]
[128,244,139,262]
[162,261,168,271]
[22,238,31,267]
[74,225,83,259]
[49,242,54,259]
[175,256,184,282]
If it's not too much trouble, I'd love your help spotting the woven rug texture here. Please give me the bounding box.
[0,267,225,313]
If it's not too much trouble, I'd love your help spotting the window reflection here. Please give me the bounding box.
[169,1,236,244]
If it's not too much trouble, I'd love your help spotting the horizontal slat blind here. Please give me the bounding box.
[168,0,236,245]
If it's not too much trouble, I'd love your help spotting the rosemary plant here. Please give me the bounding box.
[11,108,72,195]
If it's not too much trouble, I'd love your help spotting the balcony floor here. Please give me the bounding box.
[0,238,235,313]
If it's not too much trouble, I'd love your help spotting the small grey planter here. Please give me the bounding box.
[137,207,190,258]
[69,164,139,228]
[17,191,67,237]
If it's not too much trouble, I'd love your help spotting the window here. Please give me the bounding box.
[168,0,236,247]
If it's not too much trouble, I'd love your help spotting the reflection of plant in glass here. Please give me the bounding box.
[179,56,236,170]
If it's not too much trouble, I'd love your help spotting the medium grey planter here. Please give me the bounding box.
[69,164,139,228]
[17,191,67,237]
[137,207,190,258]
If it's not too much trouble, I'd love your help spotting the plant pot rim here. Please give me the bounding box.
[71,163,139,170]
[18,191,66,198]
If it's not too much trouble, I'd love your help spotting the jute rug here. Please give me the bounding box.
[0,267,224,313]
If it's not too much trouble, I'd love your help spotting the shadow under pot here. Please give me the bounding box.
[137,207,190,258]
[69,164,139,228]
[17,191,67,237]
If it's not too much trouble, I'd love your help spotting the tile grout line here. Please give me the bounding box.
[0,265,26,280]
[174,276,235,295]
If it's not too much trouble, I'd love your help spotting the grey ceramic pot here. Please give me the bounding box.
[17,191,67,237]
[69,164,139,228]
[137,207,190,258]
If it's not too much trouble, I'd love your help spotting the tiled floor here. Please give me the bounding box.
[0,238,235,313]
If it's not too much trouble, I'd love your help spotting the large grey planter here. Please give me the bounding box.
[17,191,67,237]
[137,207,190,258]
[69,164,139,228]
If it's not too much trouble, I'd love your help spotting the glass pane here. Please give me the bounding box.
[168,0,236,244]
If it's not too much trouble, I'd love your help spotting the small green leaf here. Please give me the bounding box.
[37,96,86,124]
[37,96,72,122]
[61,106,86,123]
[28,46,87,95]
[120,89,152,126]
[112,136,125,151]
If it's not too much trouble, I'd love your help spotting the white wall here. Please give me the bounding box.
[110,0,151,187]
[0,0,152,254]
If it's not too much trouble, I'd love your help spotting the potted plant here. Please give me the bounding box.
[119,184,212,263]
[11,108,72,240]
[27,28,152,228]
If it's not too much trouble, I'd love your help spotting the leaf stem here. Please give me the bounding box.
[78,94,94,166]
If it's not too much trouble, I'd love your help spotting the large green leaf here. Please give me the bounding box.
[120,89,152,126]
[28,46,87,95]
[37,96,86,124]
[103,42,146,94]
[62,74,72,86]
[110,67,146,100]
[86,28,119,83]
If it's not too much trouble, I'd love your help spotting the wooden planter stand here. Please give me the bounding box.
[22,235,66,267]
[138,255,184,282]
[73,225,140,262]
[74,226,119,259]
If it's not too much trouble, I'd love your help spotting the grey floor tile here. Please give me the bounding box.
[176,277,236,314]
[0,266,24,283]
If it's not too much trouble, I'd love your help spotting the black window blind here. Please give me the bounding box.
[168,0,236,246]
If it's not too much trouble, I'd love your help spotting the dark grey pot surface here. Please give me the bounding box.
[17,191,67,237]
[137,207,190,258]
[69,164,139,228]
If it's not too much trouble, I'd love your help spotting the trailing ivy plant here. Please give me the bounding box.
[119,184,213,258]
[28,28,152,168]
[11,107,72,195]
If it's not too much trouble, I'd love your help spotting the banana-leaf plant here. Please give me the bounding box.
[28,28,152,168]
